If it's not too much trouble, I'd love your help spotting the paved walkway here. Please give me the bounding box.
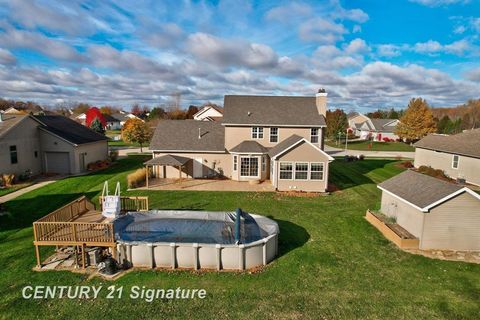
[324,145,415,159]
[138,178,275,192]
[112,146,150,158]
[0,179,59,203]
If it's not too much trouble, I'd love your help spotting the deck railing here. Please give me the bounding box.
[99,196,149,212]
[33,222,114,245]
[36,196,95,223]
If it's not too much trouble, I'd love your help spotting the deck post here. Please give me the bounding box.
[179,165,182,179]
[81,244,86,269]
[35,245,41,268]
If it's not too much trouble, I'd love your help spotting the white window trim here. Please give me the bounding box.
[294,162,309,181]
[233,155,238,171]
[452,154,459,169]
[251,127,264,139]
[269,127,279,143]
[262,156,266,172]
[239,156,261,178]
[309,162,325,181]
[279,161,294,180]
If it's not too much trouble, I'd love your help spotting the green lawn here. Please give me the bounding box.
[108,140,145,147]
[0,182,33,197]
[327,140,415,152]
[0,156,479,319]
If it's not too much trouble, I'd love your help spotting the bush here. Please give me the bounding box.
[382,137,391,142]
[2,174,15,187]
[417,165,448,180]
[401,161,413,168]
[127,168,147,188]
[109,150,119,162]
[358,154,365,161]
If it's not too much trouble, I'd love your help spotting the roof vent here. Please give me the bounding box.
[198,128,201,139]
[247,111,252,116]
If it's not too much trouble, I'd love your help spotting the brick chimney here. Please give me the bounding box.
[315,88,327,117]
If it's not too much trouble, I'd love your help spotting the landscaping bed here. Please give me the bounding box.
[327,140,415,151]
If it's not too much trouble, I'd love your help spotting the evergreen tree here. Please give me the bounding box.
[395,98,436,142]
[89,117,105,135]
[437,115,451,134]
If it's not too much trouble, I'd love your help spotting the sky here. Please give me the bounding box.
[0,0,479,112]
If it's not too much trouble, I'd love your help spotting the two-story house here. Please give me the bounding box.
[148,90,334,192]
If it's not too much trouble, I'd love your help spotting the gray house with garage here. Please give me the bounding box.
[0,113,108,176]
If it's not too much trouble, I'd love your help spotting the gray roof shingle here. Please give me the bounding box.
[0,114,29,139]
[150,120,225,152]
[267,134,304,157]
[414,129,480,159]
[144,154,191,166]
[370,119,398,133]
[222,95,326,126]
[230,141,269,153]
[35,115,108,145]
[378,170,463,209]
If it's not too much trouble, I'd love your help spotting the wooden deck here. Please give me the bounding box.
[33,195,149,268]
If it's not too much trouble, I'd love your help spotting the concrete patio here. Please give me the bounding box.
[137,178,275,192]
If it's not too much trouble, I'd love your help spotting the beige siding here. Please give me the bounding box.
[0,117,42,175]
[152,152,232,179]
[422,192,480,250]
[414,148,480,186]
[275,141,329,192]
[224,126,323,150]
[380,191,424,238]
[74,142,108,173]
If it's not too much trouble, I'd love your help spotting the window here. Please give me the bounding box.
[9,145,17,164]
[295,163,309,180]
[34,151,38,158]
[270,127,278,143]
[310,128,319,143]
[452,155,459,169]
[310,163,324,180]
[251,127,264,139]
[279,162,293,180]
[240,157,259,177]
[233,156,238,171]
[262,156,266,172]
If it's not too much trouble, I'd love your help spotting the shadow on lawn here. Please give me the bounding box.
[329,159,399,191]
[0,192,98,232]
[273,218,310,258]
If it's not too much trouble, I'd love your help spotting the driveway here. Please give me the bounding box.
[324,145,415,159]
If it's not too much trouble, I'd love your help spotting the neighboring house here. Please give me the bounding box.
[347,112,369,133]
[193,105,223,121]
[414,129,480,186]
[72,112,86,125]
[110,112,142,128]
[104,114,122,130]
[148,90,334,192]
[347,112,400,141]
[3,107,25,115]
[0,113,108,176]
[378,170,480,251]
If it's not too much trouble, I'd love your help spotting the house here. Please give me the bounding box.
[0,113,108,176]
[148,90,334,192]
[378,170,480,251]
[193,105,223,121]
[414,129,480,186]
[347,112,400,141]
[3,107,25,115]
[72,112,86,125]
[103,114,122,130]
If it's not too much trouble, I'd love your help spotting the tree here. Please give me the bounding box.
[100,106,119,115]
[465,99,480,129]
[131,104,142,116]
[122,118,151,152]
[186,105,199,119]
[89,118,105,135]
[147,107,166,120]
[72,103,90,114]
[325,109,348,140]
[395,98,436,142]
[437,115,451,134]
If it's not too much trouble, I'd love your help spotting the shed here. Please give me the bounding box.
[378,170,480,251]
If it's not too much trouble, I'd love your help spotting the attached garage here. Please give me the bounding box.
[45,152,70,174]
[378,170,480,251]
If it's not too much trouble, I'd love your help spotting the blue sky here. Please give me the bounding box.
[0,0,479,112]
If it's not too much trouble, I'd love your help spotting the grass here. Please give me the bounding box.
[0,182,33,197]
[327,140,415,152]
[0,156,479,319]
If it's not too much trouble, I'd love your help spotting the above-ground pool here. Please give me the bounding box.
[114,210,279,271]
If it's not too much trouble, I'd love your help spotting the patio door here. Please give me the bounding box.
[240,156,259,178]
[193,158,203,178]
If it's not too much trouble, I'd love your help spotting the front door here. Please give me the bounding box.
[193,158,203,178]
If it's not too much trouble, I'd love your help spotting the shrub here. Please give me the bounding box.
[358,154,365,161]
[401,161,413,168]
[2,174,15,187]
[417,165,448,180]
[109,150,119,162]
[127,168,147,188]
[382,137,391,142]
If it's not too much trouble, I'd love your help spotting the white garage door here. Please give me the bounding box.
[45,152,70,174]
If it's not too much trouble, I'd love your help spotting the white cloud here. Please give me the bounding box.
[376,44,403,57]
[265,2,312,22]
[414,40,443,54]
[465,68,480,82]
[186,32,278,69]
[413,39,474,55]
[409,0,471,7]
[145,23,184,48]
[0,48,16,65]
[299,18,347,43]
[344,38,370,54]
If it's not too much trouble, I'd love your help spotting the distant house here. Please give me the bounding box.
[148,90,334,192]
[414,129,480,186]
[3,107,25,115]
[347,112,400,141]
[103,114,122,130]
[72,112,87,125]
[0,113,108,176]
[378,170,480,251]
[193,105,223,121]
[109,112,142,128]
